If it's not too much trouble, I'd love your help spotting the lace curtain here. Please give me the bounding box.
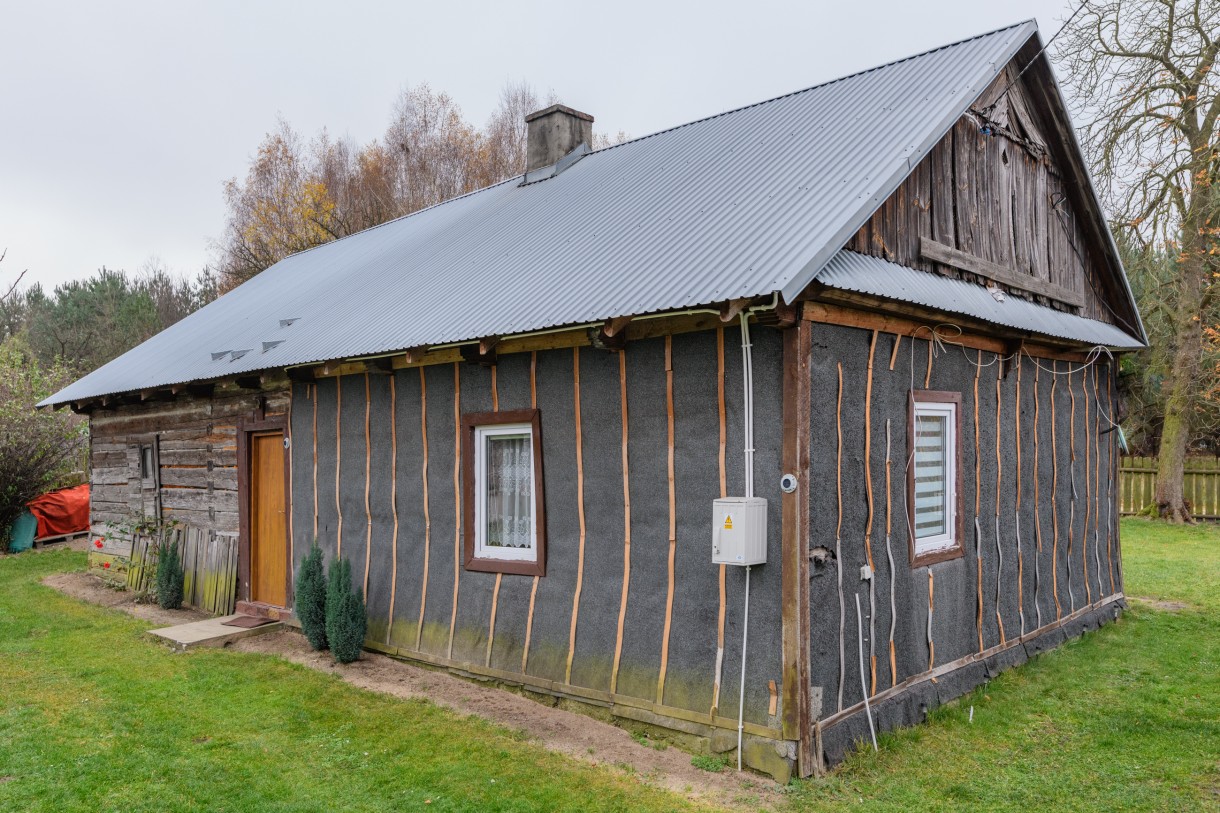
[485,433,532,548]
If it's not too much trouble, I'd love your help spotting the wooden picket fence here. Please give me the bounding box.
[1120,455,1220,519]
[121,524,238,615]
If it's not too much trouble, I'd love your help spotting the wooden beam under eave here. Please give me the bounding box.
[603,315,633,338]
[720,297,752,323]
[460,340,498,366]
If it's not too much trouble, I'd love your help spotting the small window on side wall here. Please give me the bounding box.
[908,391,962,566]
[462,409,546,576]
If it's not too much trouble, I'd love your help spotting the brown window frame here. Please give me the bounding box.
[461,408,546,577]
[907,390,964,567]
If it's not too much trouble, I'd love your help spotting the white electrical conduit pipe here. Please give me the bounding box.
[735,294,778,771]
[855,592,879,751]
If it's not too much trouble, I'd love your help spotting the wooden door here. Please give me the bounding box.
[250,431,287,607]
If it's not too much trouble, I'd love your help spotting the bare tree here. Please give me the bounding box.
[1057,0,1220,521]
[0,249,26,304]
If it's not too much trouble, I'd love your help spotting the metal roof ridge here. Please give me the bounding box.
[588,19,1037,158]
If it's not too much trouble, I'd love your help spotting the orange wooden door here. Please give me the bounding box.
[250,431,287,607]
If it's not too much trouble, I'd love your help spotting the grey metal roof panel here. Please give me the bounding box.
[45,21,1041,406]
[818,250,1145,349]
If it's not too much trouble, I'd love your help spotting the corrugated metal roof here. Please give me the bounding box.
[818,250,1144,349]
[46,21,1055,406]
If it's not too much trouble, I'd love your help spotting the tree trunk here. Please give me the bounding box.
[1154,218,1208,522]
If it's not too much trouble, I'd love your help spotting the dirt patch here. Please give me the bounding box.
[233,631,780,808]
[42,571,209,628]
[44,573,782,809]
[1130,596,1190,612]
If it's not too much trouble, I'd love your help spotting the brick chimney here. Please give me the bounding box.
[525,104,594,173]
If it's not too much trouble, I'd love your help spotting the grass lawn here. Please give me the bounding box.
[786,518,1220,812]
[0,549,699,813]
[1,519,1216,812]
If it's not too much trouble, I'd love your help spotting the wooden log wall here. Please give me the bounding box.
[289,330,792,749]
[805,319,1124,766]
[89,385,289,557]
[845,65,1132,330]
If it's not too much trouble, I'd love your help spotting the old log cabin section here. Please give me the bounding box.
[46,21,1145,781]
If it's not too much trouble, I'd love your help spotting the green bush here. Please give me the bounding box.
[294,542,328,650]
[155,536,184,609]
[325,557,366,664]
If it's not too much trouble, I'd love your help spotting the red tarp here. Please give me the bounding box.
[27,484,90,539]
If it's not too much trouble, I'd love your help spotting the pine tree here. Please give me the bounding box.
[155,536,184,610]
[294,541,328,650]
[325,557,367,664]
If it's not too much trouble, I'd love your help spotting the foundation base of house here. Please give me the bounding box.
[812,596,1125,770]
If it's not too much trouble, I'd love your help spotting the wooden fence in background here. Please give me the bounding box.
[1120,456,1220,519]
[121,525,238,615]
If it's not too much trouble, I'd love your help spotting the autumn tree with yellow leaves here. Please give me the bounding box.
[215,82,625,290]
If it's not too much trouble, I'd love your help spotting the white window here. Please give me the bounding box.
[463,409,546,575]
[911,396,959,561]
[474,422,537,561]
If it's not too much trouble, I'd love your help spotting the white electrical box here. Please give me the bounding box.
[712,497,767,566]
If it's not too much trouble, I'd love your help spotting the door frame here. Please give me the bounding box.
[237,414,292,613]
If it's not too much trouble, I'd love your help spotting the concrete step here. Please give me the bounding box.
[147,614,281,652]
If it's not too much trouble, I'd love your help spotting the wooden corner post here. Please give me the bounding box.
[781,320,815,775]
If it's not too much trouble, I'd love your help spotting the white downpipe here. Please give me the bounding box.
[734,295,775,771]
[737,310,754,770]
[737,563,751,771]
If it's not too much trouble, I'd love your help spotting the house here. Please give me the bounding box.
[44,20,1145,780]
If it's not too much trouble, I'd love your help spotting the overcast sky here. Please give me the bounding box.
[1,0,1079,290]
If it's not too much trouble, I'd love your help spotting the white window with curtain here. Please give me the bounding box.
[912,398,957,558]
[475,422,537,562]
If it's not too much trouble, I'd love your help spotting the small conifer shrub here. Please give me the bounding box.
[155,537,184,610]
[294,541,328,650]
[325,557,367,664]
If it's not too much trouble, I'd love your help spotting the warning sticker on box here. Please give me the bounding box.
[723,515,733,531]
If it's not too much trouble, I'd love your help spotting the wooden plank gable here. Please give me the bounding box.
[846,58,1135,331]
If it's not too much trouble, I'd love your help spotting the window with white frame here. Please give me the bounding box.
[462,410,546,576]
[909,392,962,564]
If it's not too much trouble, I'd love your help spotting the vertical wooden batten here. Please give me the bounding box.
[1015,355,1025,635]
[835,362,845,712]
[994,358,1006,643]
[862,330,878,695]
[1088,363,1098,605]
[387,375,399,645]
[485,367,501,668]
[363,373,372,594]
[448,363,461,660]
[610,349,631,695]
[973,350,984,652]
[565,348,587,685]
[712,328,727,714]
[311,384,318,540]
[656,336,677,706]
[521,352,540,673]
[1051,361,1062,620]
[335,378,343,557]
[416,367,431,651]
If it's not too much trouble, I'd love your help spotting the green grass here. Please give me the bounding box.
[0,550,697,813]
[786,518,1220,812]
[3,520,1217,812]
